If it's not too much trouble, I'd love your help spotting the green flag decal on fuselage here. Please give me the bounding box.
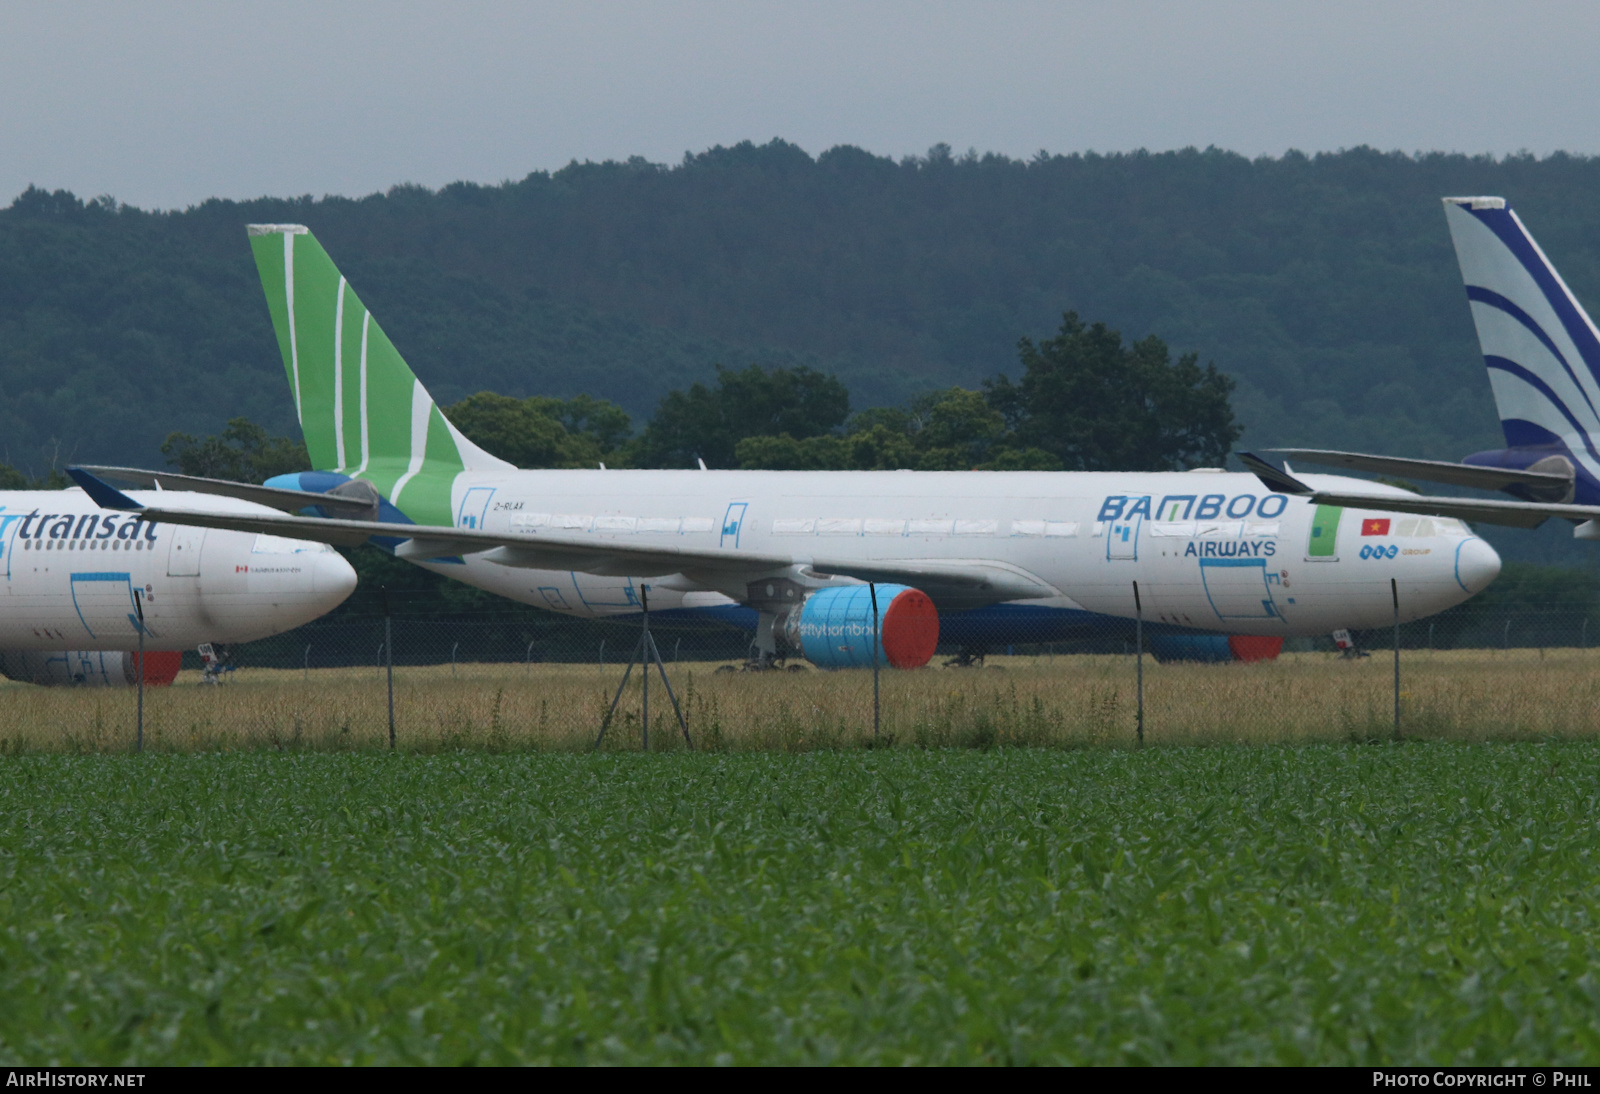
[247,224,511,527]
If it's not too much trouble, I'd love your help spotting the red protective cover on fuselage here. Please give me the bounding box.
[881,588,940,668]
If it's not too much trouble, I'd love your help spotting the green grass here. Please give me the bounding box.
[2,745,1599,1064]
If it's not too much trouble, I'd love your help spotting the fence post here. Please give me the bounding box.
[674,638,681,664]
[133,590,145,754]
[382,587,395,749]
[303,643,312,681]
[1392,578,1401,741]
[641,588,651,751]
[869,583,881,740]
[1132,581,1143,748]
[1503,618,1511,651]
[1427,623,1433,652]
[451,641,459,678]
[526,640,536,674]
[1584,618,1589,650]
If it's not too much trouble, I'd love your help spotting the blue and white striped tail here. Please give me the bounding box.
[1444,197,1600,481]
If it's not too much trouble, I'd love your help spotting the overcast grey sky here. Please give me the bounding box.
[3,0,1596,210]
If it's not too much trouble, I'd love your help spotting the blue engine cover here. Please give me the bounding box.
[789,584,940,669]
[1148,634,1236,663]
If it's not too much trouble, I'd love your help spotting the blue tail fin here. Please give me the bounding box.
[1443,197,1600,476]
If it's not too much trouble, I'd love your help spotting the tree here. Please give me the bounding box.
[633,364,850,469]
[986,312,1241,472]
[445,393,633,468]
[160,418,309,483]
[901,388,1007,470]
[545,393,633,454]
[446,393,599,469]
[732,387,1062,471]
[734,424,922,471]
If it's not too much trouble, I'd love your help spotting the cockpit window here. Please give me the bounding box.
[253,534,329,554]
[1393,517,1467,537]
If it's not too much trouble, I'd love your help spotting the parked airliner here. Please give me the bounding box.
[70,224,1501,669]
[0,488,356,685]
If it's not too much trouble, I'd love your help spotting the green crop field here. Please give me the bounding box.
[2,745,1598,1065]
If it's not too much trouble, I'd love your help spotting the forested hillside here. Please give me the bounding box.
[4,141,1600,505]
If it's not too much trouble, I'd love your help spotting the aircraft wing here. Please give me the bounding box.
[1266,448,1572,495]
[1238,452,1599,530]
[68,469,1057,609]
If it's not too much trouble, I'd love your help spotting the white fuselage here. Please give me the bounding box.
[404,468,1500,637]
[0,489,356,650]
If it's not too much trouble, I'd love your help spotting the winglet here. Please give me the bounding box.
[67,467,145,510]
[1238,451,1313,495]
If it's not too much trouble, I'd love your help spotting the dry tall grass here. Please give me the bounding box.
[3,646,1597,752]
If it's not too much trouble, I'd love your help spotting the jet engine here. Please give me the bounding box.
[781,584,940,669]
[0,650,183,687]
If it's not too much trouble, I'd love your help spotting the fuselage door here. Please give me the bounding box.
[457,486,496,530]
[1306,504,1343,562]
[1107,497,1148,560]
[1200,558,1282,622]
[70,571,144,640]
[721,502,749,548]
[167,525,205,577]
[0,508,23,583]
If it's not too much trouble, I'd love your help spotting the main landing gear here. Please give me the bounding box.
[942,645,988,668]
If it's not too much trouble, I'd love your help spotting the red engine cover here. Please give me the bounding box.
[128,650,182,686]
[1226,636,1284,662]
[881,588,940,668]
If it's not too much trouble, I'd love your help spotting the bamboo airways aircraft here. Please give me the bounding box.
[70,224,1501,669]
[0,488,356,685]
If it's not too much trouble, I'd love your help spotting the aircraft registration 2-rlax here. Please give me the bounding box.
[69,224,1502,669]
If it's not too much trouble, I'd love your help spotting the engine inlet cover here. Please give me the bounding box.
[788,584,939,669]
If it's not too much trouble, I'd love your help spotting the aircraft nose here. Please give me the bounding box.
[1455,537,1501,595]
[314,548,359,606]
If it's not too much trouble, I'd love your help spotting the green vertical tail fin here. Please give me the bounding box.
[246,224,511,525]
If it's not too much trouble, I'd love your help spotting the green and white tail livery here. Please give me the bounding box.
[247,224,511,526]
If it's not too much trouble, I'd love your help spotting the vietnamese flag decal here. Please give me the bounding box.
[1361,518,1391,536]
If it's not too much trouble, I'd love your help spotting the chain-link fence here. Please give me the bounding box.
[7,603,1600,752]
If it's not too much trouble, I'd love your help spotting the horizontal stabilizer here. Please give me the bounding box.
[1267,448,1572,495]
[76,465,380,519]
